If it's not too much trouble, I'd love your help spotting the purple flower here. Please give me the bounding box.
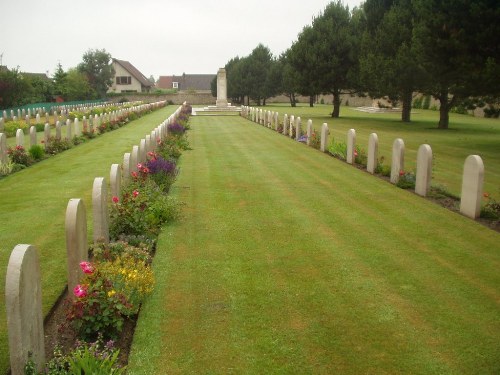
[146,156,177,175]
[167,122,185,135]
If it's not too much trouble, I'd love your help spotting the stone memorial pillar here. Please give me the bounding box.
[6,244,45,374]
[216,68,228,107]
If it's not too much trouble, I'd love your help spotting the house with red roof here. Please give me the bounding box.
[108,58,154,93]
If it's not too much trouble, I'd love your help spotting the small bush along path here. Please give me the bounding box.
[0,105,176,374]
[127,115,499,373]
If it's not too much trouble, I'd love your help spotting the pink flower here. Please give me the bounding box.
[79,261,94,274]
[131,171,138,178]
[133,190,139,198]
[137,163,143,170]
[112,196,119,203]
[354,150,358,157]
[142,167,150,174]
[73,284,87,298]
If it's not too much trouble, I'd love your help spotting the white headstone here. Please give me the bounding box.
[123,153,132,183]
[55,121,62,140]
[65,199,88,296]
[306,120,313,146]
[139,139,147,163]
[0,133,7,164]
[367,133,378,174]
[66,119,72,140]
[390,138,405,184]
[283,114,288,135]
[16,129,24,147]
[295,117,301,141]
[131,146,139,173]
[415,144,433,197]
[110,164,121,199]
[460,155,484,219]
[320,123,329,152]
[74,118,80,136]
[30,126,37,148]
[92,177,109,244]
[6,244,45,374]
[347,129,356,165]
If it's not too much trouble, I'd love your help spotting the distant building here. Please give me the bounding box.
[108,58,154,93]
[157,74,215,93]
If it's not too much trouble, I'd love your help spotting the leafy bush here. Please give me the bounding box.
[109,180,180,239]
[374,156,391,177]
[25,337,125,374]
[145,154,179,192]
[45,136,72,155]
[481,193,500,219]
[28,145,45,161]
[309,130,321,150]
[7,145,32,166]
[167,122,186,135]
[328,138,347,160]
[354,146,367,167]
[91,241,153,265]
[422,95,431,110]
[0,160,15,176]
[66,262,134,340]
[4,120,28,137]
[34,123,45,132]
[396,171,416,189]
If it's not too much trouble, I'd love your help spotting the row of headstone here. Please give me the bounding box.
[4,100,173,374]
[241,105,486,220]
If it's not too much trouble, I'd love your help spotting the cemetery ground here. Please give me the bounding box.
[0,104,499,373]
[127,114,499,373]
[0,106,176,373]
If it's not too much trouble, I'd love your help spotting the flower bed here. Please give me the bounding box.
[30,104,192,373]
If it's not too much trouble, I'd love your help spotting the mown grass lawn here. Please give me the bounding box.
[128,115,499,374]
[255,104,500,200]
[0,106,176,374]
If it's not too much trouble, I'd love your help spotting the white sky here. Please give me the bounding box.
[1,0,363,79]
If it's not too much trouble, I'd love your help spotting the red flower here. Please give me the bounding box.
[112,196,119,203]
[399,170,405,176]
[142,167,150,174]
[79,261,94,274]
[131,171,138,178]
[133,190,139,198]
[483,192,490,199]
[73,284,87,298]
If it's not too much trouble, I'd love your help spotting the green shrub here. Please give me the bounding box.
[374,156,391,177]
[45,136,72,155]
[28,145,45,161]
[413,96,423,109]
[4,120,28,137]
[7,145,32,166]
[354,146,367,167]
[396,171,416,189]
[34,123,45,132]
[422,95,431,110]
[328,138,347,160]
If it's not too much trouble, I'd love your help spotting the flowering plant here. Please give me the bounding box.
[66,261,133,340]
[167,122,186,135]
[7,145,32,166]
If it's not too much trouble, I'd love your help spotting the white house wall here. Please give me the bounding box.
[108,62,143,93]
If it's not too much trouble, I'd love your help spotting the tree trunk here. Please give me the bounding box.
[246,96,249,106]
[332,92,341,118]
[401,89,413,122]
[437,90,453,129]
[309,95,314,107]
[263,98,266,106]
[289,93,296,107]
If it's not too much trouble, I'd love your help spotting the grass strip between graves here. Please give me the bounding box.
[128,114,499,374]
[0,105,176,374]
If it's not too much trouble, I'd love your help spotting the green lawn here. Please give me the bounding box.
[254,104,500,200]
[127,115,500,374]
[0,106,176,374]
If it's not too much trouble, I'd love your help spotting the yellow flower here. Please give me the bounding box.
[108,290,116,297]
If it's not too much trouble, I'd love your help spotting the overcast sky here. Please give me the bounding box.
[1,0,363,79]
